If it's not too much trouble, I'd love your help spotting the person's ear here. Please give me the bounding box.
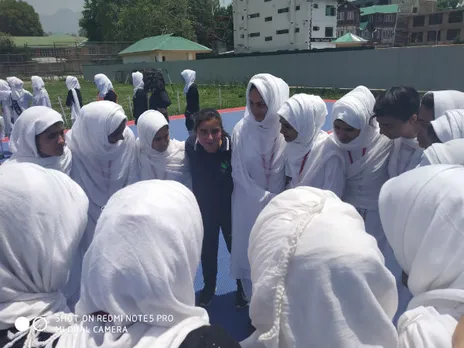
[409,113,418,124]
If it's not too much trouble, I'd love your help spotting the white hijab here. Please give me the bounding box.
[419,138,464,166]
[7,76,25,101]
[55,180,209,348]
[0,79,11,103]
[431,109,464,143]
[136,110,190,186]
[0,163,88,344]
[31,76,51,107]
[181,69,196,94]
[5,106,72,174]
[242,187,398,348]
[66,76,81,122]
[278,93,342,187]
[132,71,144,96]
[331,86,392,209]
[423,90,464,119]
[379,165,464,346]
[94,73,114,97]
[0,79,13,135]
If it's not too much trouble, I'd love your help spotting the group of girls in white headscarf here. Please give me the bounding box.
[2,71,464,348]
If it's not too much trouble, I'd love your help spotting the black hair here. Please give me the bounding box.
[193,108,229,137]
[249,83,257,92]
[373,86,420,122]
[143,69,166,93]
[421,92,434,110]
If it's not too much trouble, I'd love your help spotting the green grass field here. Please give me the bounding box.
[20,78,353,126]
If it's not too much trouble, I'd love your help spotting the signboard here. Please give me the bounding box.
[310,38,333,42]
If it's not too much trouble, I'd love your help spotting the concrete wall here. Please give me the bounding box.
[83,45,464,91]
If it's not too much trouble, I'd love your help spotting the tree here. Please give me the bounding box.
[437,0,460,10]
[188,0,220,47]
[80,0,128,41]
[214,5,234,49]
[0,32,15,53]
[0,0,44,36]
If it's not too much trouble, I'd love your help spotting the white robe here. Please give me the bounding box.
[54,180,210,348]
[94,73,114,98]
[231,74,289,290]
[278,93,345,196]
[0,79,13,136]
[379,164,464,347]
[0,162,88,347]
[31,75,52,108]
[136,110,191,188]
[419,138,464,166]
[7,76,33,121]
[132,71,144,96]
[431,109,464,143]
[241,187,398,348]
[66,76,81,122]
[65,101,137,308]
[4,106,72,174]
[387,137,423,178]
[181,69,196,94]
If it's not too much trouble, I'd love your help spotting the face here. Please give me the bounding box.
[249,88,268,122]
[376,114,419,139]
[333,119,361,144]
[108,120,126,144]
[279,116,298,142]
[417,105,434,127]
[196,118,223,153]
[36,122,65,157]
[152,125,170,152]
[418,124,441,149]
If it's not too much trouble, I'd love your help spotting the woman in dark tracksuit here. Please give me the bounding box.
[185,108,247,308]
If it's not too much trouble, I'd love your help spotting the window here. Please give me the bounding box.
[325,27,334,37]
[276,29,290,34]
[347,11,354,20]
[264,0,271,2]
[429,13,443,25]
[249,13,260,18]
[296,5,301,10]
[325,5,336,16]
[89,47,97,55]
[447,28,461,41]
[413,15,425,27]
[338,12,345,20]
[411,32,423,43]
[313,3,318,8]
[449,10,463,24]
[265,16,272,21]
[384,14,394,22]
[240,34,245,38]
[265,36,273,41]
[249,32,260,37]
[383,29,394,38]
[313,26,320,31]
[278,7,289,13]
[427,30,440,42]
[295,27,300,33]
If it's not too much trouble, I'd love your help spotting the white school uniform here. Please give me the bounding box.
[7,76,33,122]
[419,138,464,166]
[66,76,81,123]
[0,79,13,136]
[31,75,52,107]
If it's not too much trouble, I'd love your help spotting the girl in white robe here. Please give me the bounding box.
[418,138,464,166]
[6,76,33,122]
[66,76,82,124]
[0,162,89,348]
[0,79,13,137]
[379,164,464,348]
[5,106,72,174]
[136,110,191,187]
[54,180,239,348]
[278,93,344,195]
[231,73,289,300]
[65,101,137,308]
[241,187,398,348]
[94,73,117,103]
[31,76,52,107]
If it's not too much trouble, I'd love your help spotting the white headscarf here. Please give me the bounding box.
[31,75,51,107]
[66,76,81,122]
[7,76,25,100]
[94,73,114,98]
[242,187,398,348]
[55,180,209,348]
[419,138,464,166]
[136,110,191,186]
[5,106,72,174]
[0,79,11,102]
[431,109,464,143]
[278,93,342,187]
[0,79,13,136]
[181,69,196,94]
[423,90,464,119]
[379,165,464,346]
[331,86,392,209]
[0,163,88,344]
[132,71,144,96]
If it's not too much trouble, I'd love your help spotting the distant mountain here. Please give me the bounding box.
[22,0,84,15]
[40,8,80,35]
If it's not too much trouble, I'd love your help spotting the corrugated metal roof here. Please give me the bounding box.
[119,34,212,55]
[360,4,399,16]
[333,32,368,43]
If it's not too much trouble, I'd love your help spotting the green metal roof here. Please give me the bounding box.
[333,32,368,43]
[12,35,87,47]
[360,21,368,30]
[119,34,211,55]
[360,4,399,16]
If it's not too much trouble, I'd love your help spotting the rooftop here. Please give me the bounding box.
[12,35,88,47]
[333,32,368,43]
[360,4,399,16]
[119,34,212,55]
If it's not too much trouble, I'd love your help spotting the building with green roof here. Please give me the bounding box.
[118,34,212,64]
